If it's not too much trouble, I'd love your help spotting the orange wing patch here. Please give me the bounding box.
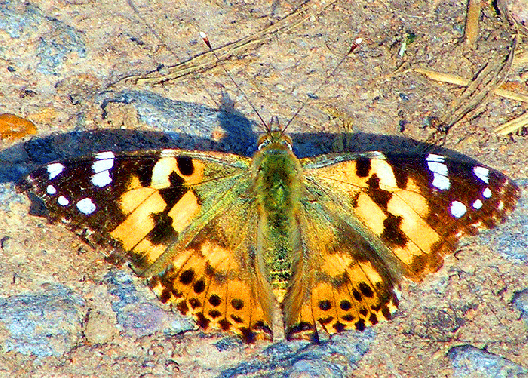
[149,239,274,342]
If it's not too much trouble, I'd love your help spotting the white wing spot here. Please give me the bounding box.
[472,199,483,209]
[473,166,489,184]
[426,154,450,190]
[76,198,96,215]
[161,149,177,157]
[92,151,115,173]
[46,185,57,195]
[483,187,492,198]
[47,163,65,180]
[450,201,467,218]
[92,171,112,187]
[57,195,69,206]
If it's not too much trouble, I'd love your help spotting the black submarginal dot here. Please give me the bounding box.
[160,288,171,303]
[231,315,243,323]
[189,298,201,309]
[179,269,194,285]
[148,276,160,288]
[193,279,205,294]
[318,300,331,311]
[358,282,375,298]
[209,294,222,307]
[219,318,231,331]
[342,314,355,322]
[381,213,407,247]
[319,316,334,325]
[353,289,362,301]
[340,300,352,311]
[355,319,366,331]
[382,306,391,320]
[148,211,176,245]
[369,313,378,325]
[241,327,256,344]
[208,310,221,319]
[231,298,244,310]
[359,308,368,317]
[333,321,345,332]
[196,312,210,329]
[356,156,371,177]
[176,156,194,176]
[177,300,189,315]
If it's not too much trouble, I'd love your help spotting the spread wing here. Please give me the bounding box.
[283,151,519,340]
[19,149,274,342]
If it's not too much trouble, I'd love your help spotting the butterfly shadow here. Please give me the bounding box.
[0,89,484,185]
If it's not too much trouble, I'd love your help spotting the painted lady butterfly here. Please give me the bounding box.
[18,119,519,343]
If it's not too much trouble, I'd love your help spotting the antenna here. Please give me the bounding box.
[283,38,363,131]
[200,32,271,132]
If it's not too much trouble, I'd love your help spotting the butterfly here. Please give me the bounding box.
[18,119,520,343]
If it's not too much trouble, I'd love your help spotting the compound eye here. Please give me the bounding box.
[281,139,292,150]
[258,139,271,150]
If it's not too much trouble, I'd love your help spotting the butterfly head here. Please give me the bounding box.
[257,131,293,152]
[256,116,293,152]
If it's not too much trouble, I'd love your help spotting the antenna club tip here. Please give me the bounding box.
[200,31,212,49]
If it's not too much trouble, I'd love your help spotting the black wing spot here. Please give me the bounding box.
[196,312,210,329]
[208,310,222,319]
[381,213,407,247]
[189,298,201,309]
[148,211,177,245]
[177,300,189,315]
[219,318,231,331]
[209,294,222,307]
[333,321,345,332]
[355,319,366,331]
[318,300,332,311]
[193,279,205,294]
[353,289,362,301]
[369,313,378,325]
[356,157,371,177]
[158,172,187,208]
[340,300,352,311]
[358,282,374,298]
[177,156,194,176]
[179,269,194,285]
[231,298,244,310]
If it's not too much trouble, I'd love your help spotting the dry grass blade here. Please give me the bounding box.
[109,0,335,88]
